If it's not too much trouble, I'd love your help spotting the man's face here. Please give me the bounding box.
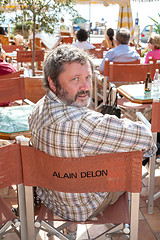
[55,61,92,107]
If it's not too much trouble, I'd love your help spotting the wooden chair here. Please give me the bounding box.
[88,48,104,58]
[61,36,73,44]
[0,35,9,45]
[24,76,46,103]
[0,143,27,239]
[0,76,34,139]
[94,59,140,111]
[16,50,44,71]
[0,70,24,80]
[20,138,143,240]
[137,101,160,214]
[2,45,24,53]
[149,58,160,78]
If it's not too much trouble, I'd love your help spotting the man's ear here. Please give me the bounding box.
[48,77,56,92]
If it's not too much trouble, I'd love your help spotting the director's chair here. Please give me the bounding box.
[0,143,27,239]
[137,101,160,214]
[20,139,143,240]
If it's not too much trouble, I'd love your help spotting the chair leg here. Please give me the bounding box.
[17,183,28,240]
[25,186,36,240]
[148,132,157,214]
[130,193,140,240]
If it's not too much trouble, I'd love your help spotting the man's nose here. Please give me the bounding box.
[79,78,90,90]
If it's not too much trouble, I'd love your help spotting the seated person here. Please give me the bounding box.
[14,33,24,45]
[145,33,160,63]
[99,28,140,74]
[0,43,16,107]
[101,28,117,49]
[72,28,95,50]
[0,26,6,35]
[0,43,16,75]
[28,44,157,240]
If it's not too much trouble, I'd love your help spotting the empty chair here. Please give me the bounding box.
[20,139,143,240]
[137,101,160,214]
[17,50,44,71]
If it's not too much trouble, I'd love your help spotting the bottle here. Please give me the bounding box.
[145,73,152,92]
[153,69,160,101]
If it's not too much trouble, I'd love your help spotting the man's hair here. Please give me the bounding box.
[76,29,89,42]
[148,33,160,49]
[116,28,130,45]
[43,44,94,90]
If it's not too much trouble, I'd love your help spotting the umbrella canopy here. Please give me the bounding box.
[117,3,134,38]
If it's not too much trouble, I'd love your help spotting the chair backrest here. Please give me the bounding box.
[0,70,24,80]
[105,60,153,83]
[17,50,44,63]
[151,101,160,132]
[0,143,23,226]
[21,145,142,194]
[87,48,104,59]
[149,59,160,75]
[24,76,46,103]
[61,36,73,44]
[0,76,26,103]
[2,44,24,53]
[93,43,101,49]
[104,59,141,77]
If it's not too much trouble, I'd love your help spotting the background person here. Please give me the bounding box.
[28,44,157,240]
[0,26,6,35]
[99,28,140,74]
[101,28,117,49]
[0,43,16,75]
[145,33,160,63]
[72,28,95,50]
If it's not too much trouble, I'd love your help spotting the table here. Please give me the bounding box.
[0,105,34,140]
[117,84,159,104]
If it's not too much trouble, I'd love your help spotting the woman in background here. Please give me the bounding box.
[101,28,117,49]
[145,33,160,63]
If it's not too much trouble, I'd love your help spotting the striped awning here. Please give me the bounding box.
[117,3,134,38]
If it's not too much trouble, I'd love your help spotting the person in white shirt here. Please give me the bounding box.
[72,29,95,50]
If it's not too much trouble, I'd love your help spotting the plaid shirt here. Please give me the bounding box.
[28,90,157,221]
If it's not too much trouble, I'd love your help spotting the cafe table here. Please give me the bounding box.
[0,104,34,140]
[117,83,159,104]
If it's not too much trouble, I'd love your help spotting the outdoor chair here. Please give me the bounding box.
[0,75,34,139]
[0,143,27,239]
[2,44,23,52]
[16,50,44,71]
[24,76,46,103]
[94,59,153,121]
[0,69,24,80]
[20,138,143,240]
[87,48,104,58]
[137,101,160,214]
[61,36,73,44]
[2,44,24,62]
[94,59,140,111]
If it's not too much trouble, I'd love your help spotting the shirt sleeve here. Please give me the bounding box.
[79,113,157,158]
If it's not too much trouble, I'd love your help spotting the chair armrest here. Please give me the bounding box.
[136,112,151,129]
